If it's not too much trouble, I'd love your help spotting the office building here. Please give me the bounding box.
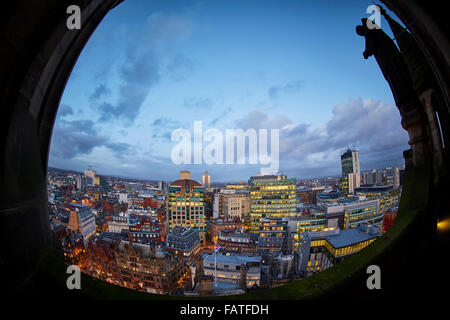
[341,148,360,177]
[355,185,400,214]
[107,213,128,233]
[293,224,381,275]
[257,217,290,255]
[67,203,96,246]
[190,253,262,289]
[321,197,382,230]
[91,236,186,294]
[166,226,201,261]
[216,189,250,220]
[202,171,211,188]
[61,232,88,266]
[180,170,191,180]
[167,171,206,241]
[292,211,328,233]
[225,183,249,191]
[249,174,297,234]
[206,216,243,242]
[385,167,400,188]
[363,170,385,185]
[297,186,326,205]
[316,191,346,205]
[339,148,360,195]
[217,229,258,255]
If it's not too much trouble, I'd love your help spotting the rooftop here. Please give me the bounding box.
[203,253,261,265]
[325,225,380,249]
[170,179,202,190]
[355,185,394,192]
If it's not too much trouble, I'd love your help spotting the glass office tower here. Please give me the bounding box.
[167,172,206,241]
[249,174,297,234]
[340,148,361,195]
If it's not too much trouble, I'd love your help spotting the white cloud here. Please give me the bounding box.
[235,97,409,177]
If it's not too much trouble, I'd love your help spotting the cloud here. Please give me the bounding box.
[91,10,196,125]
[96,51,162,124]
[208,107,232,126]
[105,142,136,160]
[151,117,183,129]
[184,97,213,110]
[89,84,110,101]
[146,11,194,46]
[167,54,196,81]
[150,117,185,141]
[50,119,134,160]
[57,103,74,117]
[235,97,409,177]
[268,81,303,100]
[236,110,294,130]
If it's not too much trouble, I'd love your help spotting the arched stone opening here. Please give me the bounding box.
[0,0,448,298]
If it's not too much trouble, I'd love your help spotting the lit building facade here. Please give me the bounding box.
[107,213,128,233]
[217,190,250,220]
[321,197,382,230]
[206,216,243,242]
[355,185,400,214]
[249,174,297,234]
[202,171,211,188]
[128,216,162,243]
[297,186,325,205]
[67,203,96,246]
[191,253,262,289]
[292,224,381,275]
[385,167,400,188]
[225,183,249,191]
[339,149,360,195]
[61,232,88,266]
[316,191,346,206]
[117,242,184,294]
[293,212,328,233]
[167,172,206,241]
[166,226,201,262]
[257,217,290,255]
[217,229,258,255]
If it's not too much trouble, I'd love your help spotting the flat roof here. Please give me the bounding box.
[204,253,261,265]
[355,185,394,192]
[325,228,380,248]
[69,203,88,208]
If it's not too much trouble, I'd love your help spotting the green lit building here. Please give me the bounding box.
[167,171,206,241]
[341,148,360,177]
[295,211,327,233]
[292,224,381,275]
[355,185,400,214]
[249,174,297,234]
[293,197,382,234]
[339,148,360,195]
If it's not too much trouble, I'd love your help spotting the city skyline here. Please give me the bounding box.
[49,0,409,182]
[48,161,404,185]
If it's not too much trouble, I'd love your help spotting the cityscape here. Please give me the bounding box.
[48,148,403,296]
[44,0,417,300]
[1,0,449,309]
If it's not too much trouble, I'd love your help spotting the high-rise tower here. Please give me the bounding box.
[167,171,206,241]
[249,174,297,234]
[340,148,361,195]
[202,171,211,189]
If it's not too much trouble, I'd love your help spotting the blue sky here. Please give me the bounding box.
[49,0,409,182]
